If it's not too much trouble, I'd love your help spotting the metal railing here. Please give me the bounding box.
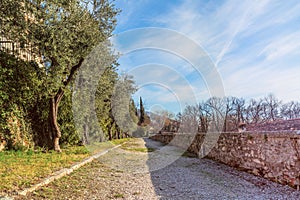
[0,36,36,62]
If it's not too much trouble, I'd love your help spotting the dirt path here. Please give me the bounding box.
[16,138,300,199]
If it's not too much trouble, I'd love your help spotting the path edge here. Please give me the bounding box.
[16,144,123,197]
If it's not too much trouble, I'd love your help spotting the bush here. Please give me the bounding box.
[5,105,34,151]
[0,51,40,150]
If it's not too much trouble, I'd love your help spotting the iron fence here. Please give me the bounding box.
[0,36,35,62]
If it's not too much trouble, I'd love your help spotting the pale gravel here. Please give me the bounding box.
[16,138,300,200]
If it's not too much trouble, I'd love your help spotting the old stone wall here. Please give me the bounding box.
[150,132,300,189]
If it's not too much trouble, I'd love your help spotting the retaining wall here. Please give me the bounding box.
[150,132,300,189]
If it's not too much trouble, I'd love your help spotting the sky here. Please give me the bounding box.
[111,0,300,114]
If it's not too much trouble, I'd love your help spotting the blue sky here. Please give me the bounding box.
[111,0,300,114]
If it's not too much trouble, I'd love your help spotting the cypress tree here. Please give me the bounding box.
[139,97,145,125]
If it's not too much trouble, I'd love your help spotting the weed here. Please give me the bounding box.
[113,193,124,198]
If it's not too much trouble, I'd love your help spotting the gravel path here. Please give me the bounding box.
[16,138,300,200]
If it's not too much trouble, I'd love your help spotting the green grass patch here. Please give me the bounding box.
[0,147,89,193]
[110,138,131,145]
[0,138,130,194]
[119,139,156,153]
[135,147,155,152]
[113,193,124,198]
[122,147,155,153]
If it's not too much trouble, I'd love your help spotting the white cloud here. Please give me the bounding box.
[156,0,300,100]
[259,32,300,61]
[113,0,300,112]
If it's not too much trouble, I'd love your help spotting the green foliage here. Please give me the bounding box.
[138,96,150,126]
[1,0,119,93]
[0,0,119,149]
[5,105,34,151]
[129,99,139,125]
[0,51,42,150]
[58,88,81,146]
[95,72,138,140]
[139,97,145,125]
[111,74,138,137]
[95,65,118,140]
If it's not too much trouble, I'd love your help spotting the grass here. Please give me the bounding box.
[113,193,124,198]
[110,138,131,145]
[120,141,156,153]
[125,147,155,153]
[0,138,130,194]
[0,146,89,193]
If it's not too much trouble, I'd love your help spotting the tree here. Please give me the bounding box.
[232,97,246,123]
[95,64,118,140]
[246,99,263,124]
[263,94,281,121]
[280,101,300,120]
[129,99,139,126]
[0,0,119,151]
[139,97,146,126]
[111,73,137,138]
[205,97,226,132]
[196,102,211,133]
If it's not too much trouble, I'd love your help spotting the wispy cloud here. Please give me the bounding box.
[113,0,300,112]
[259,32,300,61]
[154,0,300,101]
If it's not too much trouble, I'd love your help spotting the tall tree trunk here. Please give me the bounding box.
[48,58,84,152]
[108,128,112,140]
[48,88,64,152]
[83,122,89,145]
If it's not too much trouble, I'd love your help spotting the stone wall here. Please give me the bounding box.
[150,132,300,189]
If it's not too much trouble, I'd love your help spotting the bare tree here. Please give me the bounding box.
[180,105,199,133]
[281,101,295,119]
[196,102,211,133]
[263,94,281,121]
[246,99,264,124]
[206,97,225,132]
[281,101,300,119]
[229,97,246,130]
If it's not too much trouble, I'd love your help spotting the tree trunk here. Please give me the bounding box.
[108,128,112,140]
[49,91,63,152]
[83,122,89,145]
[48,58,84,152]
[50,87,65,151]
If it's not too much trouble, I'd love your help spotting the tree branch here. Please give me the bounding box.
[63,58,84,87]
